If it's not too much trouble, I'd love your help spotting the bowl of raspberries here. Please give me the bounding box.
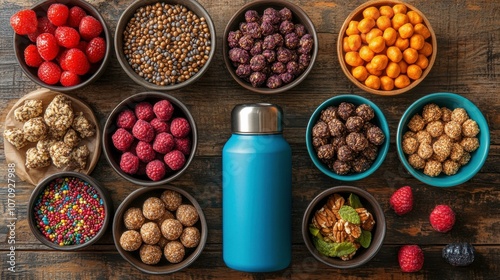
[103,92,197,186]
[11,0,110,91]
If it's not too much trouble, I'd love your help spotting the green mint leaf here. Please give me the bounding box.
[339,205,361,225]
[348,193,363,209]
[309,225,321,237]
[312,236,357,257]
[358,230,372,248]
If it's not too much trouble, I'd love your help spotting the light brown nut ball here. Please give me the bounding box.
[460,137,479,152]
[155,210,175,226]
[143,197,166,220]
[441,107,452,122]
[407,114,425,132]
[124,207,146,230]
[449,143,465,161]
[140,222,161,245]
[426,120,444,138]
[417,142,433,159]
[164,241,185,263]
[408,154,426,169]
[403,131,416,140]
[161,219,184,240]
[415,130,432,144]
[176,204,199,227]
[433,138,452,159]
[444,121,462,140]
[462,119,480,137]
[424,160,442,177]
[402,137,419,155]
[451,108,469,124]
[458,152,471,166]
[443,160,460,176]
[422,103,442,123]
[140,244,162,265]
[120,230,142,251]
[180,227,201,248]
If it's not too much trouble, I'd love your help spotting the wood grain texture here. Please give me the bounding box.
[0,0,499,278]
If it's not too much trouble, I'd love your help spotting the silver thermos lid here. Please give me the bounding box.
[231,103,283,134]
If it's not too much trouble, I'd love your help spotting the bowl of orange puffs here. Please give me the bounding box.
[337,0,437,96]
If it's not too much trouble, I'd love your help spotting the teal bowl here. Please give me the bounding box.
[396,92,490,187]
[306,95,390,181]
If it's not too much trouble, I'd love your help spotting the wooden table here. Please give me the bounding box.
[1,0,499,278]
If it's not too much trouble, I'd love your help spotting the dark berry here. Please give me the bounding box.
[442,243,475,266]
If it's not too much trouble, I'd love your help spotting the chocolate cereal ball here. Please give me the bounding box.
[140,244,162,265]
[462,119,480,137]
[327,119,346,137]
[418,143,433,159]
[176,204,199,227]
[346,132,368,152]
[161,219,184,240]
[180,227,201,248]
[444,121,462,140]
[346,116,364,132]
[320,106,339,123]
[366,126,385,145]
[160,190,183,212]
[426,120,444,138]
[312,137,329,148]
[362,143,378,161]
[337,145,355,162]
[449,143,465,161]
[123,207,145,230]
[140,222,161,245]
[355,104,375,121]
[408,114,426,132]
[312,121,330,138]
[460,137,479,152]
[402,137,419,155]
[441,107,452,122]
[433,138,452,159]
[143,197,166,220]
[331,136,347,151]
[337,102,356,121]
[408,154,426,169]
[317,144,335,160]
[424,160,442,177]
[120,230,142,251]
[416,130,432,144]
[332,160,351,175]
[164,241,185,263]
[352,156,371,173]
[451,108,469,124]
[422,103,442,123]
[443,160,460,176]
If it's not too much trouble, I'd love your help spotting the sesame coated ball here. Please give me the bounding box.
[143,197,166,220]
[449,143,465,161]
[443,160,460,176]
[403,131,416,140]
[355,104,375,121]
[451,108,469,124]
[460,137,479,152]
[433,138,452,159]
[424,160,442,177]
[416,130,432,144]
[458,152,471,166]
[422,103,442,123]
[418,142,433,159]
[408,114,426,132]
[180,226,201,248]
[441,107,452,122]
[443,120,462,140]
[119,230,142,251]
[123,207,145,230]
[164,241,185,263]
[462,119,480,137]
[426,120,444,138]
[157,236,169,249]
[402,137,419,155]
[312,121,330,138]
[160,190,183,212]
[140,222,161,245]
[140,244,163,265]
[176,204,199,226]
[408,154,426,169]
[161,218,184,240]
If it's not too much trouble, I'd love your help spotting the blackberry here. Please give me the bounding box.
[442,242,475,266]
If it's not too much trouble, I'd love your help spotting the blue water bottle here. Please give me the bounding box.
[222,103,292,272]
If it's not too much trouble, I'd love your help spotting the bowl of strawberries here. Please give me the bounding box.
[10,0,111,91]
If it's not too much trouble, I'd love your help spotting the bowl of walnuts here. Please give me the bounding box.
[337,0,437,95]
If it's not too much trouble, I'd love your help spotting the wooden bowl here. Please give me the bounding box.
[337,0,437,96]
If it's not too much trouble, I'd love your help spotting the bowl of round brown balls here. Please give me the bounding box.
[338,0,437,95]
[113,185,207,274]
[115,0,216,90]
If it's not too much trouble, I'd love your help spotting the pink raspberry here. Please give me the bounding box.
[120,152,139,174]
[153,132,175,154]
[164,150,186,171]
[132,120,155,143]
[135,102,155,121]
[116,109,137,130]
[174,137,192,155]
[146,160,166,181]
[112,128,134,152]
[135,141,156,163]
[153,100,174,121]
[170,117,191,138]
[150,118,169,134]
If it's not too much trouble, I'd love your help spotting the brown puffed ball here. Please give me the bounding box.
[317,144,335,160]
[460,137,479,152]
[346,116,365,132]
[433,138,452,159]
[441,107,452,122]
[352,156,371,173]
[423,160,442,177]
[160,190,183,212]
[458,152,471,166]
[161,219,184,240]
[337,145,355,162]
[444,121,462,140]
[346,132,368,152]
[120,230,142,251]
[337,102,356,121]
[407,114,425,132]
[164,241,185,263]
[442,160,460,176]
[331,136,347,150]
[415,130,432,144]
[422,103,442,123]
[417,142,433,159]
[328,119,346,137]
[123,207,145,230]
[451,108,469,124]
[449,143,465,161]
[180,227,201,248]
[426,120,444,138]
[176,204,199,226]
[332,160,351,175]
[403,131,416,140]
[408,153,426,169]
[402,137,419,155]
[366,126,385,145]
[140,244,163,265]
[312,137,329,148]
[355,104,375,121]
[320,106,339,123]
[462,119,480,137]
[140,222,161,245]
[312,121,330,137]
[143,197,166,220]
[362,143,378,161]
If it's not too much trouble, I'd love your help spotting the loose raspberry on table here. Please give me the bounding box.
[28,17,56,42]
[47,3,69,26]
[398,245,424,272]
[55,26,80,48]
[60,48,90,75]
[429,205,455,233]
[24,44,43,68]
[132,120,155,143]
[36,33,59,61]
[68,6,87,28]
[153,132,175,154]
[390,186,413,216]
[136,141,156,163]
[135,102,155,121]
[153,100,174,121]
[146,160,166,181]
[112,128,134,152]
[85,37,106,63]
[120,152,139,174]
[116,109,137,130]
[79,15,103,40]
[150,118,169,134]
[38,61,61,85]
[60,71,80,87]
[170,117,191,138]
[174,137,191,155]
[164,150,186,171]
[10,9,37,35]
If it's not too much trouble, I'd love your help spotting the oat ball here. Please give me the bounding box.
[14,99,43,122]
[355,104,375,121]
[155,210,175,226]
[160,190,183,212]
[443,160,460,176]
[337,102,356,121]
[402,137,419,155]
[449,143,465,161]
[140,244,162,265]
[327,119,346,137]
[422,103,442,123]
[444,121,462,140]
[161,218,183,240]
[403,131,416,140]
[362,122,375,133]
[424,160,442,177]
[460,137,479,152]
[418,142,433,159]
[408,114,426,132]
[346,116,364,132]
[433,138,452,159]
[180,227,201,248]
[143,197,166,220]
[458,152,471,166]
[176,204,199,227]
[366,126,385,145]
[441,107,452,122]
[25,147,51,169]
[331,136,347,150]
[23,117,48,142]
[362,143,378,161]
[63,128,80,148]
[352,156,371,173]
[415,130,432,144]
[337,145,355,162]
[120,230,142,251]
[346,132,368,152]
[164,241,185,264]
[312,121,330,138]
[320,106,339,123]
[124,207,145,230]
[3,128,27,150]
[462,119,480,137]
[426,120,444,138]
[312,137,329,148]
[49,141,72,168]
[451,108,469,124]
[140,222,161,245]
[332,160,351,175]
[317,144,335,160]
[408,154,426,169]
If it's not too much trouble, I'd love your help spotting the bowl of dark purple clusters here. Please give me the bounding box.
[223,0,318,94]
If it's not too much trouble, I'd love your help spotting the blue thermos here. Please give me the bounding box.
[222,103,292,272]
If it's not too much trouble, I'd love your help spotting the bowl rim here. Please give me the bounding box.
[114,0,217,91]
[13,0,112,92]
[302,185,386,268]
[336,0,437,96]
[28,171,112,250]
[222,0,319,94]
[102,91,198,186]
[306,94,390,181]
[112,185,208,274]
[396,92,490,187]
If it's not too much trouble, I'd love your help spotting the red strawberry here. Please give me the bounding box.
[389,186,413,215]
[10,9,37,35]
[398,245,424,272]
[60,71,80,87]
[38,61,61,85]
[68,6,87,28]
[28,17,56,42]
[55,26,80,48]
[47,3,69,26]
[85,37,106,63]
[24,44,43,67]
[60,48,90,75]
[79,15,103,40]
[36,33,59,61]
[429,205,455,233]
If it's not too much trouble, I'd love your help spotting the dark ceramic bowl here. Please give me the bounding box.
[302,185,386,268]
[28,171,112,250]
[13,0,111,91]
[113,185,207,274]
[102,91,197,186]
[223,0,318,94]
[114,0,216,90]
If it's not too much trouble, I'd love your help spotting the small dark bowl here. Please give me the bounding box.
[13,0,111,91]
[114,0,216,90]
[28,171,112,250]
[302,185,386,268]
[223,0,318,94]
[102,91,197,186]
[113,185,207,274]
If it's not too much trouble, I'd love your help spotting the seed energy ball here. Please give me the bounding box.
[458,152,471,166]
[327,119,346,137]
[346,116,365,132]
[402,137,419,155]
[44,94,74,133]
[424,160,442,177]
[317,144,335,160]
[433,138,452,159]
[417,142,433,160]
[449,143,465,162]
[332,160,351,175]
[443,160,460,176]
[49,141,73,168]
[140,222,161,245]
[337,102,356,121]
[160,190,183,212]
[63,128,81,148]
[161,219,184,241]
[426,120,444,138]
[176,204,199,227]
[407,114,425,132]
[155,210,175,226]
[70,145,90,171]
[312,121,330,138]
[3,128,27,150]
[351,156,371,173]
[408,153,426,169]
[72,112,96,138]
[312,137,329,149]
[462,119,479,137]
[460,137,479,152]
[422,103,442,123]
[143,197,166,220]
[355,104,375,121]
[337,145,355,162]
[441,107,452,122]
[403,131,416,140]
[362,143,378,161]
[415,130,432,144]
[346,132,368,152]
[120,230,142,251]
[320,106,339,123]
[124,207,145,230]
[451,108,469,124]
[140,244,163,265]
[180,227,201,248]
[366,126,385,145]
[164,240,185,264]
[444,121,462,140]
